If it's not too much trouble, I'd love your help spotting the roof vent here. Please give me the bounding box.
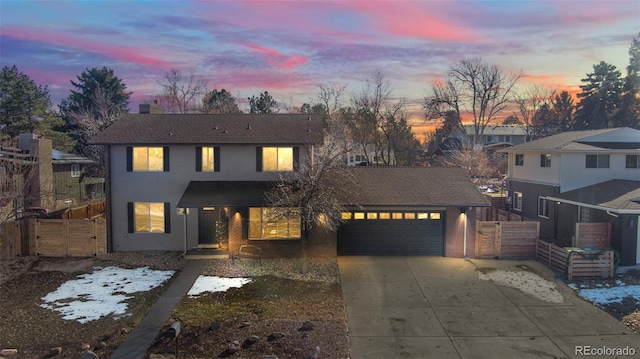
[223,128,228,133]
[247,123,251,130]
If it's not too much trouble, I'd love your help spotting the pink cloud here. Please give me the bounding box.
[339,1,480,42]
[1,27,172,68]
[239,43,308,69]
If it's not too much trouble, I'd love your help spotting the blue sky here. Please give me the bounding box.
[1,0,638,135]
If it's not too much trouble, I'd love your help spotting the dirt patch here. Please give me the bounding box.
[477,268,564,303]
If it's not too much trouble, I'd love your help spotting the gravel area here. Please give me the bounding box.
[202,257,341,283]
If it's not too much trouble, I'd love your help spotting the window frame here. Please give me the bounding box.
[537,197,549,219]
[70,164,81,177]
[540,154,551,168]
[127,202,171,234]
[626,155,640,169]
[585,154,610,169]
[515,154,524,166]
[195,146,220,172]
[127,146,169,172]
[248,207,301,240]
[256,146,299,172]
[513,191,523,212]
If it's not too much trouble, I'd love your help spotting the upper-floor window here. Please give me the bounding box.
[626,155,640,168]
[196,146,220,172]
[127,146,169,172]
[512,191,523,211]
[540,154,551,168]
[71,164,80,177]
[486,135,493,143]
[505,135,511,143]
[586,154,610,168]
[249,207,301,239]
[256,147,298,172]
[127,202,170,233]
[515,154,524,166]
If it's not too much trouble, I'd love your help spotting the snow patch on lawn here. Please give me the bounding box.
[574,284,640,306]
[478,269,564,303]
[188,276,252,297]
[41,266,174,324]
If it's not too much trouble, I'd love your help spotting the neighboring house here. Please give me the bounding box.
[91,106,489,258]
[500,127,640,265]
[463,125,528,147]
[347,144,396,166]
[0,133,100,216]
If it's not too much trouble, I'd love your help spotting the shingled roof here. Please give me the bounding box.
[548,179,640,213]
[501,128,638,152]
[337,167,490,208]
[90,113,324,145]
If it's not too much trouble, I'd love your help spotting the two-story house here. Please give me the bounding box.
[501,128,640,265]
[91,106,489,258]
[463,125,528,147]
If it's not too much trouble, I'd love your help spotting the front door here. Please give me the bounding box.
[198,208,217,247]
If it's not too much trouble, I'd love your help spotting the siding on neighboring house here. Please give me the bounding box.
[559,152,640,192]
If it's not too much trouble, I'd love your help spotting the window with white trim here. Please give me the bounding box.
[513,191,523,211]
[537,197,549,218]
[71,164,80,177]
[515,154,524,166]
[586,154,609,168]
[540,154,551,168]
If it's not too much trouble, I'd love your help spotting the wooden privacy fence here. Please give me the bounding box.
[475,221,539,259]
[574,222,611,248]
[63,199,106,220]
[536,239,614,280]
[0,219,33,258]
[35,218,107,257]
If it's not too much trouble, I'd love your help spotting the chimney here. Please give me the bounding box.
[139,101,163,114]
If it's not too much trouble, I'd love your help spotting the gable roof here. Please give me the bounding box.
[90,114,324,145]
[547,179,640,213]
[500,128,639,152]
[337,167,489,208]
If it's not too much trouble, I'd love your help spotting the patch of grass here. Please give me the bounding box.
[174,276,342,326]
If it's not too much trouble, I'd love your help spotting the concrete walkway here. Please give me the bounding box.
[339,256,640,359]
[112,259,208,359]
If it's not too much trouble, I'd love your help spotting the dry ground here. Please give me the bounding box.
[0,254,348,359]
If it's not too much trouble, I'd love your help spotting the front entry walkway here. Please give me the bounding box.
[338,256,640,359]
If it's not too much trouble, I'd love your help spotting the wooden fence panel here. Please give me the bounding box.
[500,222,539,259]
[475,221,498,259]
[36,219,67,257]
[67,220,96,257]
[0,221,22,259]
[96,218,107,255]
[574,223,611,248]
[536,239,614,280]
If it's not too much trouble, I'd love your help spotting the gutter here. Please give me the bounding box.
[544,196,640,215]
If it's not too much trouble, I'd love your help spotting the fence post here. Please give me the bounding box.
[495,222,502,259]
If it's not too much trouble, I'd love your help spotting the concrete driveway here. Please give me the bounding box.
[338,256,640,359]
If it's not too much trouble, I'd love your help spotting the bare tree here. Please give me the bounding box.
[317,82,347,117]
[514,85,556,140]
[157,69,207,113]
[447,148,494,185]
[425,57,522,146]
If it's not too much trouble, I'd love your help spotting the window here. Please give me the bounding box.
[626,155,640,168]
[354,212,365,220]
[417,213,429,220]
[586,155,610,168]
[430,212,441,220]
[367,212,378,219]
[379,213,390,219]
[486,135,493,143]
[404,212,415,219]
[70,164,80,177]
[127,146,168,172]
[515,154,524,166]
[127,202,170,233]
[537,197,549,218]
[258,147,297,172]
[341,212,352,220]
[505,135,511,143]
[540,154,551,168]
[513,192,523,211]
[196,146,220,172]
[578,206,592,222]
[392,213,403,219]
[249,207,301,239]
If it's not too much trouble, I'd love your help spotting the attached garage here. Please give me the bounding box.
[334,167,490,258]
[337,211,444,255]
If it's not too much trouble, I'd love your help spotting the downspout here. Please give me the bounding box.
[463,211,467,257]
[183,208,188,255]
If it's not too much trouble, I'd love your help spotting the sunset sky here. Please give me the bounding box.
[1,0,638,137]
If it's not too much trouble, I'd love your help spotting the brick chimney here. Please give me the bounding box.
[139,100,163,114]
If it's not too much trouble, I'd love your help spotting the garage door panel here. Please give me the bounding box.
[337,215,444,256]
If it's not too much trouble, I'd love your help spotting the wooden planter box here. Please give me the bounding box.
[536,240,614,280]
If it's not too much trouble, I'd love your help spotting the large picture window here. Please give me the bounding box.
[127,202,169,233]
[128,146,168,172]
[263,147,293,171]
[249,207,301,239]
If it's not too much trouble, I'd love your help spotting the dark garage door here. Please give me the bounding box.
[337,211,445,255]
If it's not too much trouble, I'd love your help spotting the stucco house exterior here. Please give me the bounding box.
[500,127,640,265]
[91,107,489,258]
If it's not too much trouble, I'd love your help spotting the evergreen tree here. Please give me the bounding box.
[248,91,278,114]
[0,65,50,137]
[202,89,242,114]
[615,34,640,128]
[573,61,623,129]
